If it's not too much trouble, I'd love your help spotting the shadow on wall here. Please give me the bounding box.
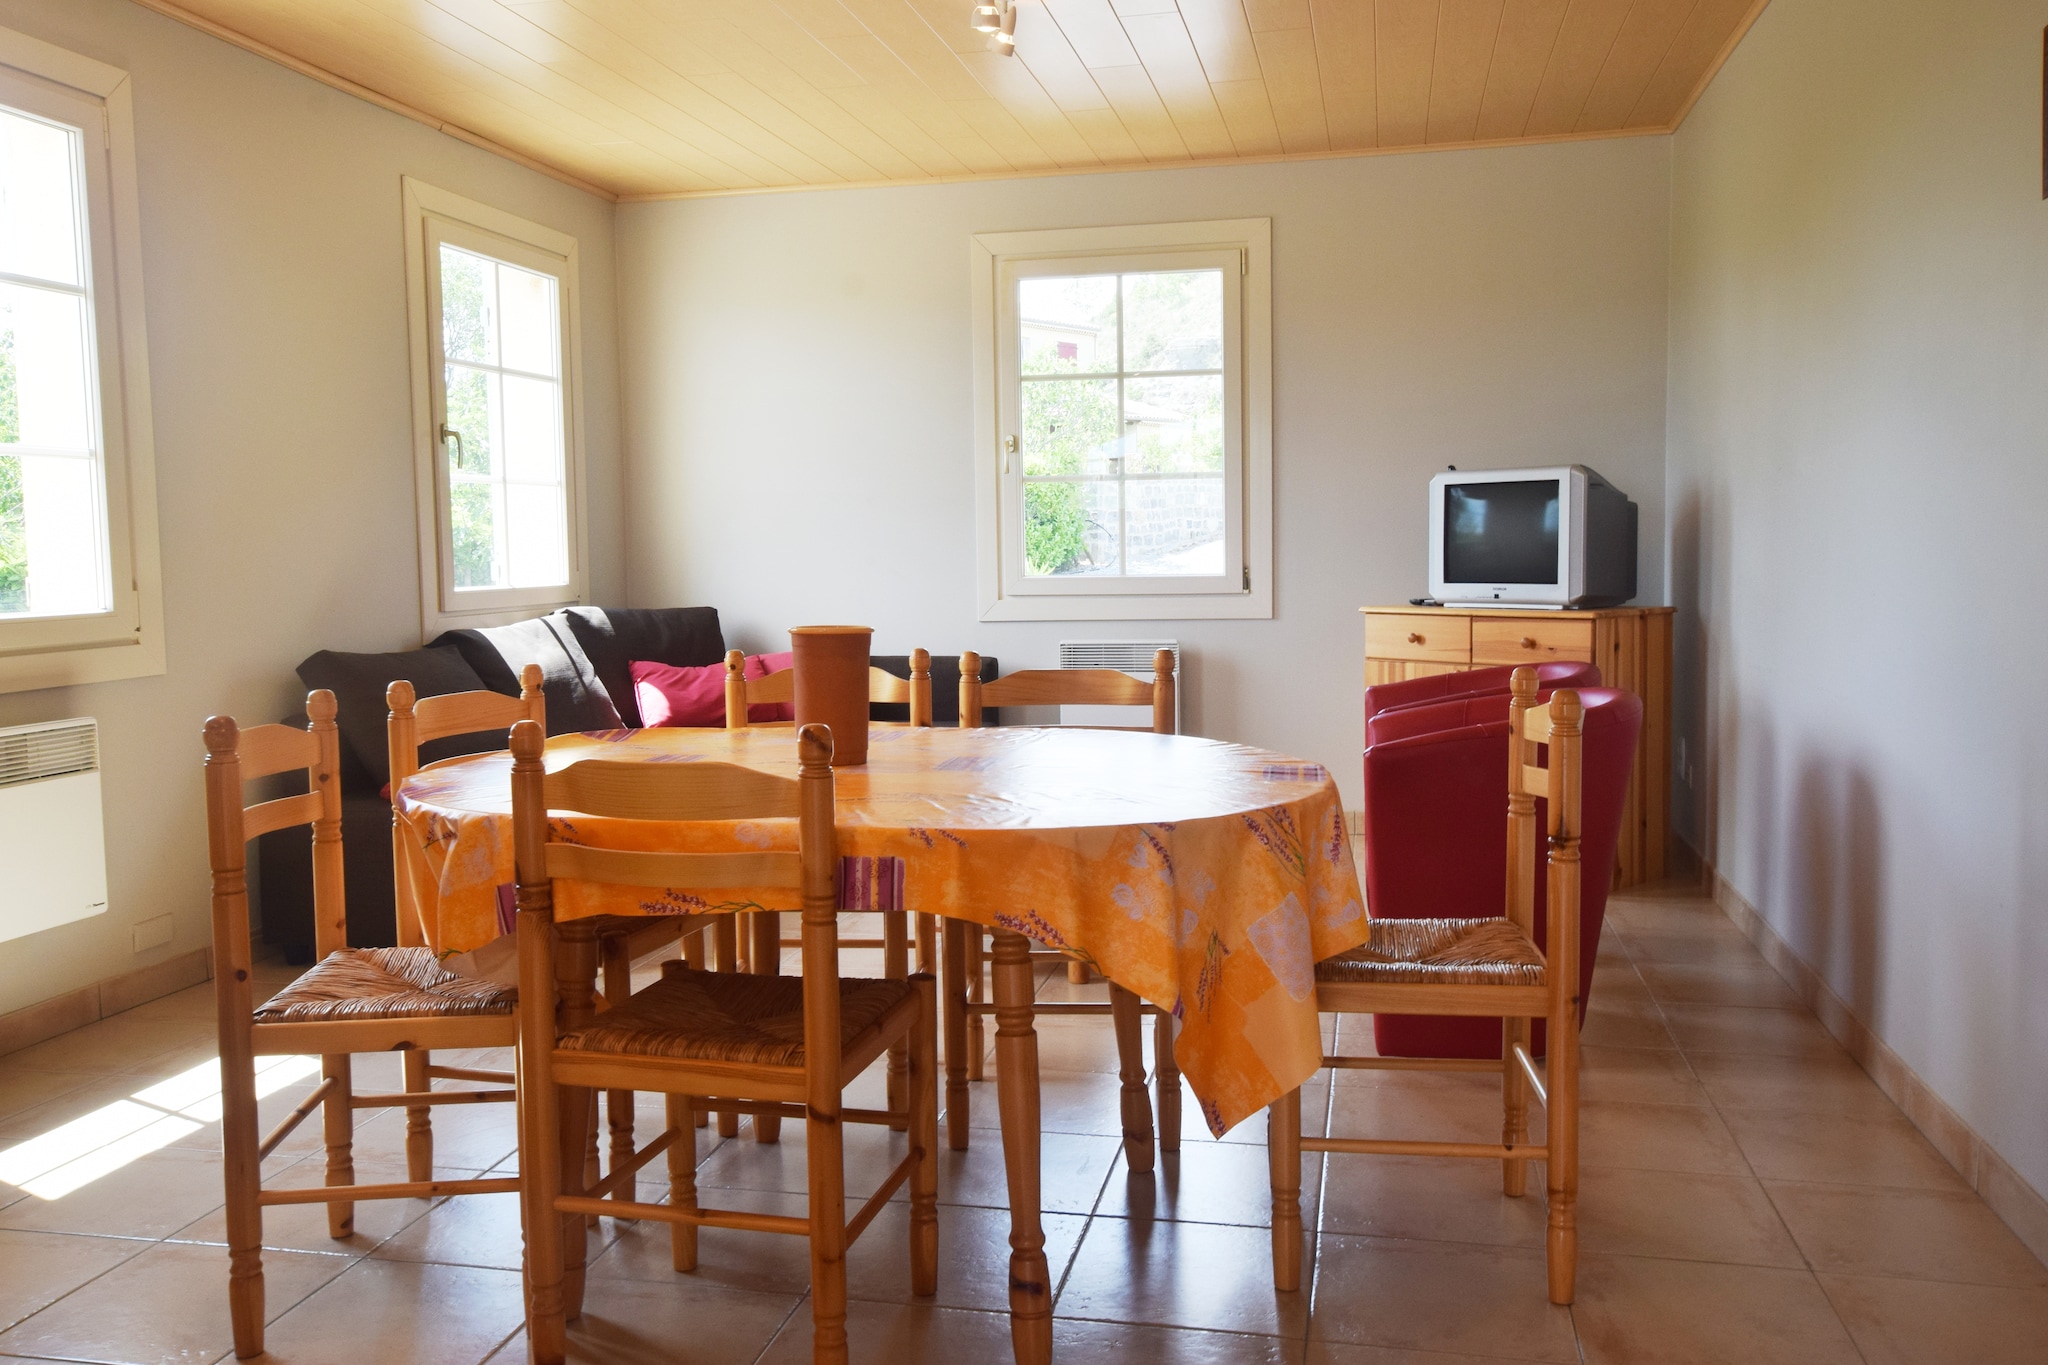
[1669,484,1706,851]
[1791,758,1886,1026]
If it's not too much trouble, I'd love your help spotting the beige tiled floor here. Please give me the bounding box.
[1,887,2044,1363]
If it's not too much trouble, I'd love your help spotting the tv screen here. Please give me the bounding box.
[1444,479,1560,585]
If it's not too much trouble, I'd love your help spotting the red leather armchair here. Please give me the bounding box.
[1361,685,1642,1058]
[1365,661,1601,726]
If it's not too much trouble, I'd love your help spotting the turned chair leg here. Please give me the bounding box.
[965,927,986,1082]
[321,1053,356,1239]
[221,1053,266,1359]
[884,908,910,1132]
[804,1104,851,1363]
[666,1092,699,1272]
[942,918,972,1151]
[1547,1005,1580,1304]
[1268,1086,1303,1292]
[602,935,636,1217]
[907,975,939,1296]
[1154,1007,1181,1155]
[1109,985,1157,1174]
[1502,1014,1531,1198]
[401,1048,433,1183]
[750,911,784,1144]
[1066,956,1090,985]
[682,930,710,1128]
[713,917,740,1137]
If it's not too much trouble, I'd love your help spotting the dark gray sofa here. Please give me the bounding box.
[258,608,992,959]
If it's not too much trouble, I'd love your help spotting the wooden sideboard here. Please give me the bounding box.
[1362,604,1673,889]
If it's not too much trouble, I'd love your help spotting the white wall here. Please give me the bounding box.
[1668,0,2048,1199]
[0,0,621,1020]
[618,139,1672,808]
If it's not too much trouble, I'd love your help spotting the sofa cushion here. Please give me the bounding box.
[432,615,621,733]
[559,606,725,727]
[631,659,727,728]
[297,645,495,790]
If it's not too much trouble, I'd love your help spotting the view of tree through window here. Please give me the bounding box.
[1018,268,1225,578]
[439,243,567,592]
[0,104,107,620]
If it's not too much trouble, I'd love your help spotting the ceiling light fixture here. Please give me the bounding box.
[972,1,1018,55]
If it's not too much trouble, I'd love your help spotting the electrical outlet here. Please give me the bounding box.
[131,913,173,953]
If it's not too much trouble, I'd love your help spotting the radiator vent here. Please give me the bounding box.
[0,717,100,789]
[1056,639,1183,733]
[0,717,109,945]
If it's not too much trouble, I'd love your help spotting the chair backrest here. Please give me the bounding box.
[509,720,844,1081]
[724,648,932,728]
[1505,669,1582,988]
[958,648,1175,734]
[1365,661,1601,723]
[204,692,347,1039]
[387,663,544,947]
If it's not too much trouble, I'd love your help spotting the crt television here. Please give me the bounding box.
[1428,465,1638,609]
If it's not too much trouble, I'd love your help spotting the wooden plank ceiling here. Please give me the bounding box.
[137,0,1770,201]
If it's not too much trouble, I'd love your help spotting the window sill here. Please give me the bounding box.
[0,633,166,695]
[979,589,1272,622]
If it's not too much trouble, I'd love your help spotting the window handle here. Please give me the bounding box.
[440,423,466,470]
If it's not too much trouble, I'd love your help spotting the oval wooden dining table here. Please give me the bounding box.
[395,723,1366,1363]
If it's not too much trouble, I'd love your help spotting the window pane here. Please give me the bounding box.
[1019,274,1117,374]
[497,264,557,376]
[440,246,495,365]
[0,453,22,614]
[501,375,561,482]
[1024,478,1119,577]
[1022,377,1119,476]
[1124,476,1224,577]
[449,479,501,589]
[0,110,81,287]
[444,363,495,476]
[1124,269,1222,373]
[1,284,92,451]
[506,483,568,588]
[17,452,103,613]
[1124,375,1223,473]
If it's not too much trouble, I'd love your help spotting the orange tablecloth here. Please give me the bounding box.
[395,725,1365,1135]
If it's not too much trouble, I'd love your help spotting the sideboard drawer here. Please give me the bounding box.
[1365,613,1471,664]
[1471,618,1595,665]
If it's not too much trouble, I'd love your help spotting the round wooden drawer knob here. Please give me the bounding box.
[1407,632,1424,644]
[1520,637,1537,649]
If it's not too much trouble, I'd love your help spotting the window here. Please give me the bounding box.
[0,32,163,694]
[972,220,1270,621]
[402,179,584,636]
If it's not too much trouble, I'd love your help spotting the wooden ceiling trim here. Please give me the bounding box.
[133,0,1775,203]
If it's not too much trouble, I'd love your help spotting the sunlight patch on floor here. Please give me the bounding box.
[0,1053,318,1199]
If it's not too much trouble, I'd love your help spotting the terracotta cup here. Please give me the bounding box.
[789,625,872,766]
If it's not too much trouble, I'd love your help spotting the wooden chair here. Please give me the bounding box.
[205,692,520,1360]
[725,647,934,1138]
[1268,668,1586,1303]
[388,668,703,1199]
[946,648,1181,1173]
[510,721,938,1365]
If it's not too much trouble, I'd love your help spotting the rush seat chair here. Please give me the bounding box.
[944,648,1181,1172]
[509,720,938,1365]
[1269,671,1641,1305]
[204,692,519,1359]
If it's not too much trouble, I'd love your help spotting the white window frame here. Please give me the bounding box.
[0,28,164,695]
[971,219,1271,621]
[401,177,587,639]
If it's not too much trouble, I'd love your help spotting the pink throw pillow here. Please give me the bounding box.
[743,651,796,723]
[630,659,726,728]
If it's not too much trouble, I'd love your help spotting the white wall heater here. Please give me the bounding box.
[0,718,109,945]
[1057,640,1183,734]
